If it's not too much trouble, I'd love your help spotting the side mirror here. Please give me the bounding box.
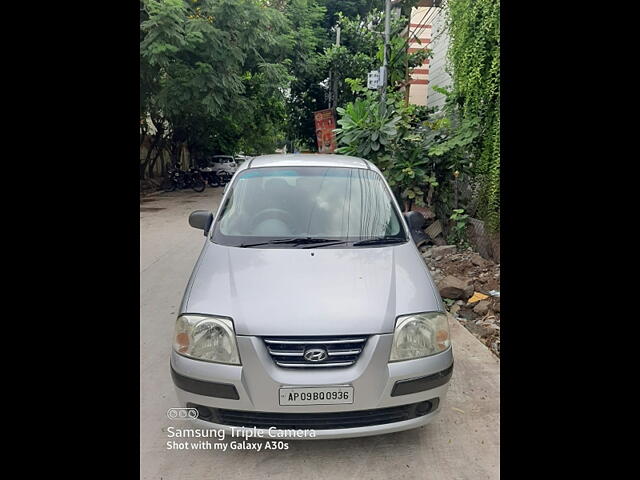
[404,211,426,230]
[403,211,428,245]
[189,210,213,236]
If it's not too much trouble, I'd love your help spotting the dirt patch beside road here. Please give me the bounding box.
[420,245,500,357]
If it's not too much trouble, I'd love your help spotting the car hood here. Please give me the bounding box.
[183,242,443,336]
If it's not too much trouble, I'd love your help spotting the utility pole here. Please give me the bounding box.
[380,0,391,110]
[331,25,341,112]
[403,15,410,106]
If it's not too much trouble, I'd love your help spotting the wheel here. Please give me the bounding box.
[214,172,225,185]
[161,178,176,192]
[208,175,220,188]
[192,177,205,192]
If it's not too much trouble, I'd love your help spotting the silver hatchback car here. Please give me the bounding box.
[170,154,453,439]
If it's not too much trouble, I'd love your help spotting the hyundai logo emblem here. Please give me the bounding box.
[304,348,328,362]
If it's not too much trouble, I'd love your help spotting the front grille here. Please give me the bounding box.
[262,336,368,368]
[189,399,439,430]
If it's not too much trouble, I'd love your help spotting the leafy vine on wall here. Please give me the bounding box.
[445,0,500,231]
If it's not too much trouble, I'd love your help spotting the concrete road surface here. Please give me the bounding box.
[140,188,500,480]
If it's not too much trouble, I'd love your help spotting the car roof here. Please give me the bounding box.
[242,154,378,172]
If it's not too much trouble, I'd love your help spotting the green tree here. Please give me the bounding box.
[140,0,292,171]
[328,7,430,110]
[318,0,381,31]
[279,1,386,150]
[279,0,329,150]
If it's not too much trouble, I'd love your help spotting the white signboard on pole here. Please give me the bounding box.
[367,70,380,90]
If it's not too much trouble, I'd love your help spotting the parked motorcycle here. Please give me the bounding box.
[187,167,206,192]
[218,171,233,185]
[198,168,222,187]
[162,164,205,192]
[197,166,231,187]
[161,164,181,192]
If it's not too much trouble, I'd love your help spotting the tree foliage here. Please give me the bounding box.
[335,97,401,161]
[335,87,441,211]
[279,0,329,150]
[140,0,293,170]
[279,1,387,150]
[327,8,430,109]
[140,0,383,163]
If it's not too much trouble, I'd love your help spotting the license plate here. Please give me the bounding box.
[279,386,354,406]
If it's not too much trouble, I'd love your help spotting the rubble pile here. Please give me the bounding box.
[420,244,501,357]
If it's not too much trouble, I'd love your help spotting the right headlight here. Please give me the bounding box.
[389,312,451,362]
[173,314,241,365]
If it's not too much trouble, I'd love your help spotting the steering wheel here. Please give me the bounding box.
[251,208,294,230]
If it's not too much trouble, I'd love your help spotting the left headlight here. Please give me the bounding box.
[173,314,241,365]
[389,312,451,362]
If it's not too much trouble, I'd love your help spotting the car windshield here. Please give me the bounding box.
[211,166,407,247]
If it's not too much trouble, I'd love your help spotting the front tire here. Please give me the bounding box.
[192,177,205,192]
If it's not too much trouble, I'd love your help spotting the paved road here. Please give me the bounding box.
[140,188,500,480]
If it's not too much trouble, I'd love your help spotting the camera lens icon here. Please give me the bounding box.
[167,408,199,420]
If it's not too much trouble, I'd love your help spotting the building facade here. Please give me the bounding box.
[407,0,452,110]
[425,1,452,111]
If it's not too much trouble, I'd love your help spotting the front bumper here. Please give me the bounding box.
[170,334,453,439]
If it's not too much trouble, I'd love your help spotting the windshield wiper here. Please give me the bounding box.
[351,237,407,247]
[238,237,338,248]
[237,241,276,248]
[301,241,350,248]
